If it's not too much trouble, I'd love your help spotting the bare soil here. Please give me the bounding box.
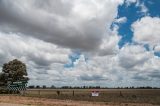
[0,103,29,106]
[0,95,159,106]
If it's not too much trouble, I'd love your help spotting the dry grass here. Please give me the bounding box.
[25,89,160,105]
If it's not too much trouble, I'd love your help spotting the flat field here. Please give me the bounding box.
[24,89,160,105]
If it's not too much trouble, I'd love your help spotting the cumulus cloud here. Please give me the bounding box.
[0,0,160,87]
[99,33,120,56]
[132,16,160,49]
[0,32,71,65]
[0,32,71,82]
[154,45,160,52]
[115,44,160,83]
[1,32,159,87]
[0,0,123,52]
[63,54,122,86]
[62,45,160,87]
[118,44,152,69]
[0,0,126,86]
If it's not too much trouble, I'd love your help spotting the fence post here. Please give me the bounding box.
[38,90,40,95]
[57,90,60,96]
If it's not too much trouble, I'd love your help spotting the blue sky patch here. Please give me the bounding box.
[144,0,160,17]
[113,0,148,48]
[112,0,160,49]
[154,52,160,57]
[64,51,81,68]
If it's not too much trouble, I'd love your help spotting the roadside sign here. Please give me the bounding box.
[91,90,99,96]
[7,81,27,91]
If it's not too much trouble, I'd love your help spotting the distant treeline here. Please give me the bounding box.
[27,85,160,89]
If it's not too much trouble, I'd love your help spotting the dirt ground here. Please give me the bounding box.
[0,95,159,106]
[0,103,29,106]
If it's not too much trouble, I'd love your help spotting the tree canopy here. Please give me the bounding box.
[0,59,28,85]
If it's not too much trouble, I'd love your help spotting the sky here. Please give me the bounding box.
[0,0,160,87]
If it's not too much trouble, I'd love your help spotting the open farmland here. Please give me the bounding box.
[24,89,160,105]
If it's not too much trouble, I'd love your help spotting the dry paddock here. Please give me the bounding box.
[25,89,160,105]
[0,89,160,106]
[0,95,159,106]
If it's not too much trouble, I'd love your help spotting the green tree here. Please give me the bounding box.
[0,73,6,86]
[1,59,28,83]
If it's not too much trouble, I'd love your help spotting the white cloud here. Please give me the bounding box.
[114,17,127,24]
[125,0,137,6]
[0,0,123,52]
[118,44,152,69]
[154,45,160,52]
[99,34,120,56]
[125,0,148,15]
[140,3,148,14]
[132,16,160,49]
[0,32,71,65]
[0,0,160,87]
[1,31,159,87]
[63,44,160,87]
[0,32,71,82]
[0,0,125,86]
